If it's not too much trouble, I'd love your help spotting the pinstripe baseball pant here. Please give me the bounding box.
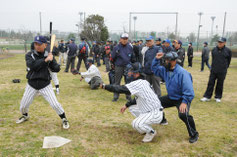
[129,105,163,134]
[20,83,64,115]
[49,71,59,86]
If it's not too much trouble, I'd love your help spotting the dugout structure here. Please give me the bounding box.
[129,12,179,39]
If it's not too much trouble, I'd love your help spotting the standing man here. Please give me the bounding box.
[155,38,162,47]
[111,33,135,102]
[201,37,232,103]
[187,42,194,67]
[16,36,69,129]
[93,41,101,67]
[144,36,162,97]
[64,38,77,72]
[77,37,89,72]
[100,62,164,143]
[133,41,140,62]
[200,42,211,72]
[58,40,67,66]
[152,51,199,143]
[104,44,111,72]
[174,40,185,67]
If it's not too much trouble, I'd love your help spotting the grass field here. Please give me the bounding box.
[0,54,237,157]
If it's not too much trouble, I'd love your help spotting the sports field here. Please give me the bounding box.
[0,53,237,157]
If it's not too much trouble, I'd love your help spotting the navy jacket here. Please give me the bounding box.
[211,46,232,73]
[67,42,78,57]
[144,45,163,75]
[151,58,194,105]
[111,43,135,66]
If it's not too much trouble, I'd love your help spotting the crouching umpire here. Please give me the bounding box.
[151,51,199,143]
[16,36,70,129]
[100,62,164,143]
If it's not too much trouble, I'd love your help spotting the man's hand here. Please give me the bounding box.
[80,77,83,81]
[45,53,53,62]
[179,103,187,113]
[120,105,127,114]
[156,52,164,59]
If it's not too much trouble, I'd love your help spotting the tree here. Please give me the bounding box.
[67,33,76,40]
[211,34,220,45]
[187,32,196,42]
[80,14,109,42]
[150,31,156,39]
[168,33,176,40]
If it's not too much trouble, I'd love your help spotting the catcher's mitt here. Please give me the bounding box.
[71,69,80,75]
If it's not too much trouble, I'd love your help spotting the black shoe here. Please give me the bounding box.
[112,98,118,102]
[160,118,168,125]
[189,132,199,143]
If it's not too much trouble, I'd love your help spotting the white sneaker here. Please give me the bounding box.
[200,97,210,102]
[142,130,157,143]
[215,98,221,103]
[62,118,70,129]
[16,115,29,124]
[56,88,60,95]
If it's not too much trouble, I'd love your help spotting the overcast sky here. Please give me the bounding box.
[0,0,237,37]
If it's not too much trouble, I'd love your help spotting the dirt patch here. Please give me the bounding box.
[0,53,14,60]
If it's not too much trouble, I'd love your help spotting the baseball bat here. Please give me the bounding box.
[50,34,56,53]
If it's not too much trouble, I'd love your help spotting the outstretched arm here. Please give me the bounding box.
[101,84,131,95]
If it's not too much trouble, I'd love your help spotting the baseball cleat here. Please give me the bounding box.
[16,115,29,124]
[215,98,221,103]
[142,130,157,143]
[189,132,199,143]
[200,97,210,102]
[62,118,70,129]
[56,88,60,95]
[160,118,168,126]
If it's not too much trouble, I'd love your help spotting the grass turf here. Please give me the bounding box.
[0,54,237,157]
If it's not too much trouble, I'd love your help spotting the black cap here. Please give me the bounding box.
[156,38,161,41]
[203,42,208,45]
[164,51,178,61]
[218,37,227,43]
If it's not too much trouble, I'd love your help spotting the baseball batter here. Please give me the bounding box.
[16,36,69,129]
[101,62,163,143]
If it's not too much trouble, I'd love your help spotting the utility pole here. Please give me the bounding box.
[196,12,203,53]
[222,12,227,37]
[133,16,137,40]
[39,12,42,34]
[210,16,216,45]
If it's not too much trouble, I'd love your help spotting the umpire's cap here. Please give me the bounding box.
[164,51,178,61]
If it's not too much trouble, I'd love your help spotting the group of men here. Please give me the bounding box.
[16,33,232,144]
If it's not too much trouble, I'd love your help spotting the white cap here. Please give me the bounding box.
[121,33,129,38]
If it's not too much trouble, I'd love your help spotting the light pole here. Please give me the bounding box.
[39,12,42,34]
[210,16,216,45]
[196,12,203,53]
[222,12,227,37]
[133,16,137,40]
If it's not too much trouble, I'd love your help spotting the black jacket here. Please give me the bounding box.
[187,46,193,58]
[211,46,232,73]
[175,47,185,67]
[26,50,60,90]
[93,44,101,56]
[67,42,78,57]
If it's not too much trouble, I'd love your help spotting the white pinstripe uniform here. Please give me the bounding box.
[125,79,163,134]
[49,71,59,86]
[20,83,64,115]
[20,51,64,116]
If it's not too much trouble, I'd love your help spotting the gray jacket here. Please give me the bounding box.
[202,46,210,60]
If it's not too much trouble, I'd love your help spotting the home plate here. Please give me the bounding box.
[43,136,71,148]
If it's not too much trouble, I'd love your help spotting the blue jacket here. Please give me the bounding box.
[151,58,194,105]
[111,43,135,66]
[78,41,89,56]
[144,45,163,75]
[67,42,78,57]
